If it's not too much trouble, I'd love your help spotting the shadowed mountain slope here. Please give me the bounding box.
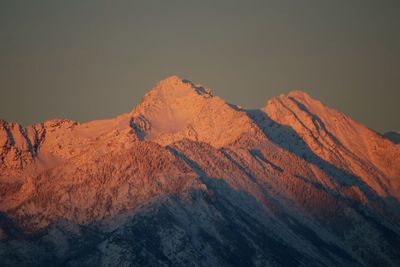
[384,131,400,144]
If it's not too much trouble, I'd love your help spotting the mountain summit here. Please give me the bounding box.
[131,75,258,147]
[1,77,400,266]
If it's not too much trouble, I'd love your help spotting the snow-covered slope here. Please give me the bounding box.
[130,75,259,147]
[262,91,400,199]
[1,76,399,266]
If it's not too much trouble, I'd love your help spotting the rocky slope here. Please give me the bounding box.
[0,76,399,266]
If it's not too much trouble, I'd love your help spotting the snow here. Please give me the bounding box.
[0,76,399,266]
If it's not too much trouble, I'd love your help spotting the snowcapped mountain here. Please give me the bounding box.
[1,76,399,266]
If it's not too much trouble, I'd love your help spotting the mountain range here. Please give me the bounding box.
[1,76,399,266]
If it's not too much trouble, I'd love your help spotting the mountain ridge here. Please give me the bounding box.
[1,76,400,266]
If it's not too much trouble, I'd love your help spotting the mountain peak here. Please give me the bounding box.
[151,75,213,98]
[157,75,185,87]
[133,76,215,117]
[130,77,254,147]
[286,90,312,100]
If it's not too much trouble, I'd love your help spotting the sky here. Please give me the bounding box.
[0,0,399,133]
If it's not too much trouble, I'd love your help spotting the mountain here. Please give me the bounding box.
[0,76,399,266]
[130,75,259,147]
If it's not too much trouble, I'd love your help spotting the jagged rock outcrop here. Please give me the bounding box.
[0,76,399,266]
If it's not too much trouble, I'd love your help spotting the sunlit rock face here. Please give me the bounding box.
[1,76,400,266]
[130,75,259,147]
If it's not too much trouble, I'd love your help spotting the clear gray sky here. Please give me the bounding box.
[0,0,399,133]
